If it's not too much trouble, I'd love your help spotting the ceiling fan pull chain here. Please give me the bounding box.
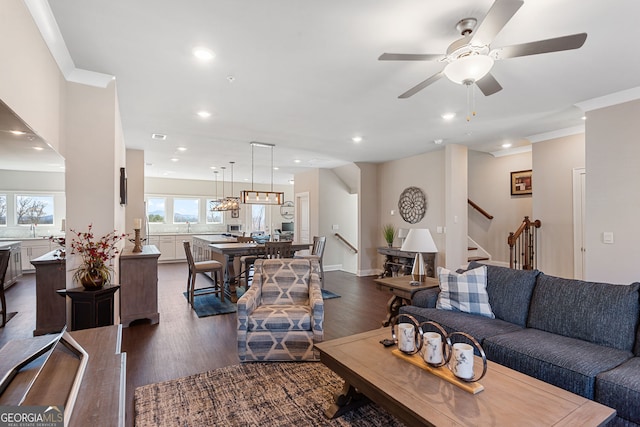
[466,82,472,122]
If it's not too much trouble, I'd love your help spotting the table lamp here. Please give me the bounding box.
[397,228,409,246]
[400,228,437,281]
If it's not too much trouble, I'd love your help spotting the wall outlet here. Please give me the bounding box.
[332,224,339,230]
[603,232,614,244]
[436,226,443,234]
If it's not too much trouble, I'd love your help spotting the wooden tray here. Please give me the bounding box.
[392,349,484,394]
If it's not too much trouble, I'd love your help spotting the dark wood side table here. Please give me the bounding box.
[57,285,120,331]
[374,275,439,327]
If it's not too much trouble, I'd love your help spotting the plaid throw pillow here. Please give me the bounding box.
[436,265,495,318]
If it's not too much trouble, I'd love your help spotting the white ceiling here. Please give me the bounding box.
[8,1,640,184]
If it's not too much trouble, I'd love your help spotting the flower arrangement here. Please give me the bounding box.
[69,224,127,289]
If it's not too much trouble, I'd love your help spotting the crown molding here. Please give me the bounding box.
[575,86,640,112]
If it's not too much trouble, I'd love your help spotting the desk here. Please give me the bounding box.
[374,275,439,326]
[209,242,312,302]
[377,247,436,278]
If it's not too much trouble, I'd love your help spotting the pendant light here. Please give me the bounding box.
[240,142,284,205]
[218,162,240,211]
[209,170,222,212]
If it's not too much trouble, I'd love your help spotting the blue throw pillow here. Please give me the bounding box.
[436,266,495,318]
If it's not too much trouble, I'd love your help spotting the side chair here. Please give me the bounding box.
[295,236,326,288]
[183,241,224,307]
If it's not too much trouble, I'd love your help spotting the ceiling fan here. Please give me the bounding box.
[379,0,587,99]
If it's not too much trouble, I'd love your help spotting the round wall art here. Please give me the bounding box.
[398,186,427,224]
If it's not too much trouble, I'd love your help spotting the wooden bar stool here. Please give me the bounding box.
[183,241,224,307]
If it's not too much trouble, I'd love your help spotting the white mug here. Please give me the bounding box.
[423,332,443,364]
[451,343,474,380]
[397,323,416,352]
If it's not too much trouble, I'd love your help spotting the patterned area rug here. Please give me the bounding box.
[182,291,236,318]
[134,362,404,426]
[321,289,340,300]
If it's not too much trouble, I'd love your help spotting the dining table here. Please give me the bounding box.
[208,242,312,302]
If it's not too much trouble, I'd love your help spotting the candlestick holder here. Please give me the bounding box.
[133,228,143,253]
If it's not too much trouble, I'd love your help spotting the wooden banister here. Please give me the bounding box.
[508,216,542,270]
[468,199,494,220]
[334,233,358,253]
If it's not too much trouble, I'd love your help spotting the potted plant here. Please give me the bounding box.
[383,224,396,247]
[69,224,127,290]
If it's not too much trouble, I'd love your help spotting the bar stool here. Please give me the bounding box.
[183,241,224,307]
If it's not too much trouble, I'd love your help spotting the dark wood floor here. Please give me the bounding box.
[0,263,391,427]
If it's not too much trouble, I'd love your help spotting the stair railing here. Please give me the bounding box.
[468,199,494,220]
[508,216,541,270]
[334,233,358,253]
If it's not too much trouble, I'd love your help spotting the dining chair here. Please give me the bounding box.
[0,249,10,327]
[183,241,224,307]
[241,241,293,288]
[295,236,326,288]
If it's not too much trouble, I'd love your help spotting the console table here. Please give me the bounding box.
[377,247,436,278]
[30,250,66,336]
[119,245,160,327]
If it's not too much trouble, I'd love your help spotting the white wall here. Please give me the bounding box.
[125,149,145,243]
[468,150,532,263]
[445,144,468,269]
[532,134,584,278]
[585,99,640,284]
[357,162,378,275]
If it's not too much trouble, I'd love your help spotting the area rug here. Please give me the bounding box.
[182,291,236,318]
[134,362,403,426]
[321,289,341,300]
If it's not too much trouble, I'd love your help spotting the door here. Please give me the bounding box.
[572,168,586,279]
[295,192,310,244]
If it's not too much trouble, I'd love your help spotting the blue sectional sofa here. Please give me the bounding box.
[399,261,640,427]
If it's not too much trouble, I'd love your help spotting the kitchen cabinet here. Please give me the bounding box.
[0,241,22,289]
[21,239,52,272]
[174,236,192,261]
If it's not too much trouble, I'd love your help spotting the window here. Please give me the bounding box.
[251,205,266,231]
[0,195,6,225]
[16,195,54,225]
[206,199,223,224]
[174,198,199,224]
[147,197,166,223]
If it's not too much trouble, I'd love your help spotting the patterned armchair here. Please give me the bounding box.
[237,258,324,361]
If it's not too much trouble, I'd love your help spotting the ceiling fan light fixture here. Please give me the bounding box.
[443,55,494,85]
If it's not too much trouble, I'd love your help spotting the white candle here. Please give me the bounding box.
[61,219,66,232]
[134,218,142,229]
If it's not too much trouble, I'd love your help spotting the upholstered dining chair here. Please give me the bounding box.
[295,236,326,288]
[0,249,9,327]
[183,241,224,307]
[237,258,324,361]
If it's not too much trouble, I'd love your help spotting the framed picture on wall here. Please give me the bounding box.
[511,170,532,195]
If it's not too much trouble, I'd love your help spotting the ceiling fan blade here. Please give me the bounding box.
[379,53,443,61]
[398,71,444,99]
[471,0,524,45]
[494,33,587,59]
[475,73,503,96]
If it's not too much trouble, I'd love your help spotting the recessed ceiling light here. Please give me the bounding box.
[441,112,456,120]
[581,116,587,120]
[151,133,167,140]
[502,143,512,148]
[352,136,363,143]
[434,139,443,145]
[289,180,295,185]
[210,166,217,170]
[197,111,211,118]
[294,159,301,163]
[227,75,235,83]
[273,166,279,170]
[10,130,26,135]
[193,47,215,61]
[177,146,187,152]
[32,146,44,151]
[170,158,179,162]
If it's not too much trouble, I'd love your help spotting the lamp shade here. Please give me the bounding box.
[444,55,494,84]
[400,228,438,253]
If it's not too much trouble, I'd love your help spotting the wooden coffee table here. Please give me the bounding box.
[316,328,616,426]
[374,275,439,327]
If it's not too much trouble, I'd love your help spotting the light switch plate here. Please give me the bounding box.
[603,232,614,244]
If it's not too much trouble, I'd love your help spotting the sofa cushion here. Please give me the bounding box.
[468,261,539,327]
[527,274,640,351]
[596,357,640,425]
[399,305,522,344]
[484,328,633,399]
[411,287,440,308]
[436,266,495,319]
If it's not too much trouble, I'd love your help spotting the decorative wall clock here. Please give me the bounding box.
[280,201,294,220]
[398,186,427,224]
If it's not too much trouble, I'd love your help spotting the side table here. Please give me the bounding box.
[57,284,120,331]
[374,276,439,326]
[119,245,160,327]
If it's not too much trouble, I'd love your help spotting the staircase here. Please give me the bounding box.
[467,237,490,263]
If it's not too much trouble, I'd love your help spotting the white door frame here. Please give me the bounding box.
[572,168,586,279]
[294,192,310,244]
